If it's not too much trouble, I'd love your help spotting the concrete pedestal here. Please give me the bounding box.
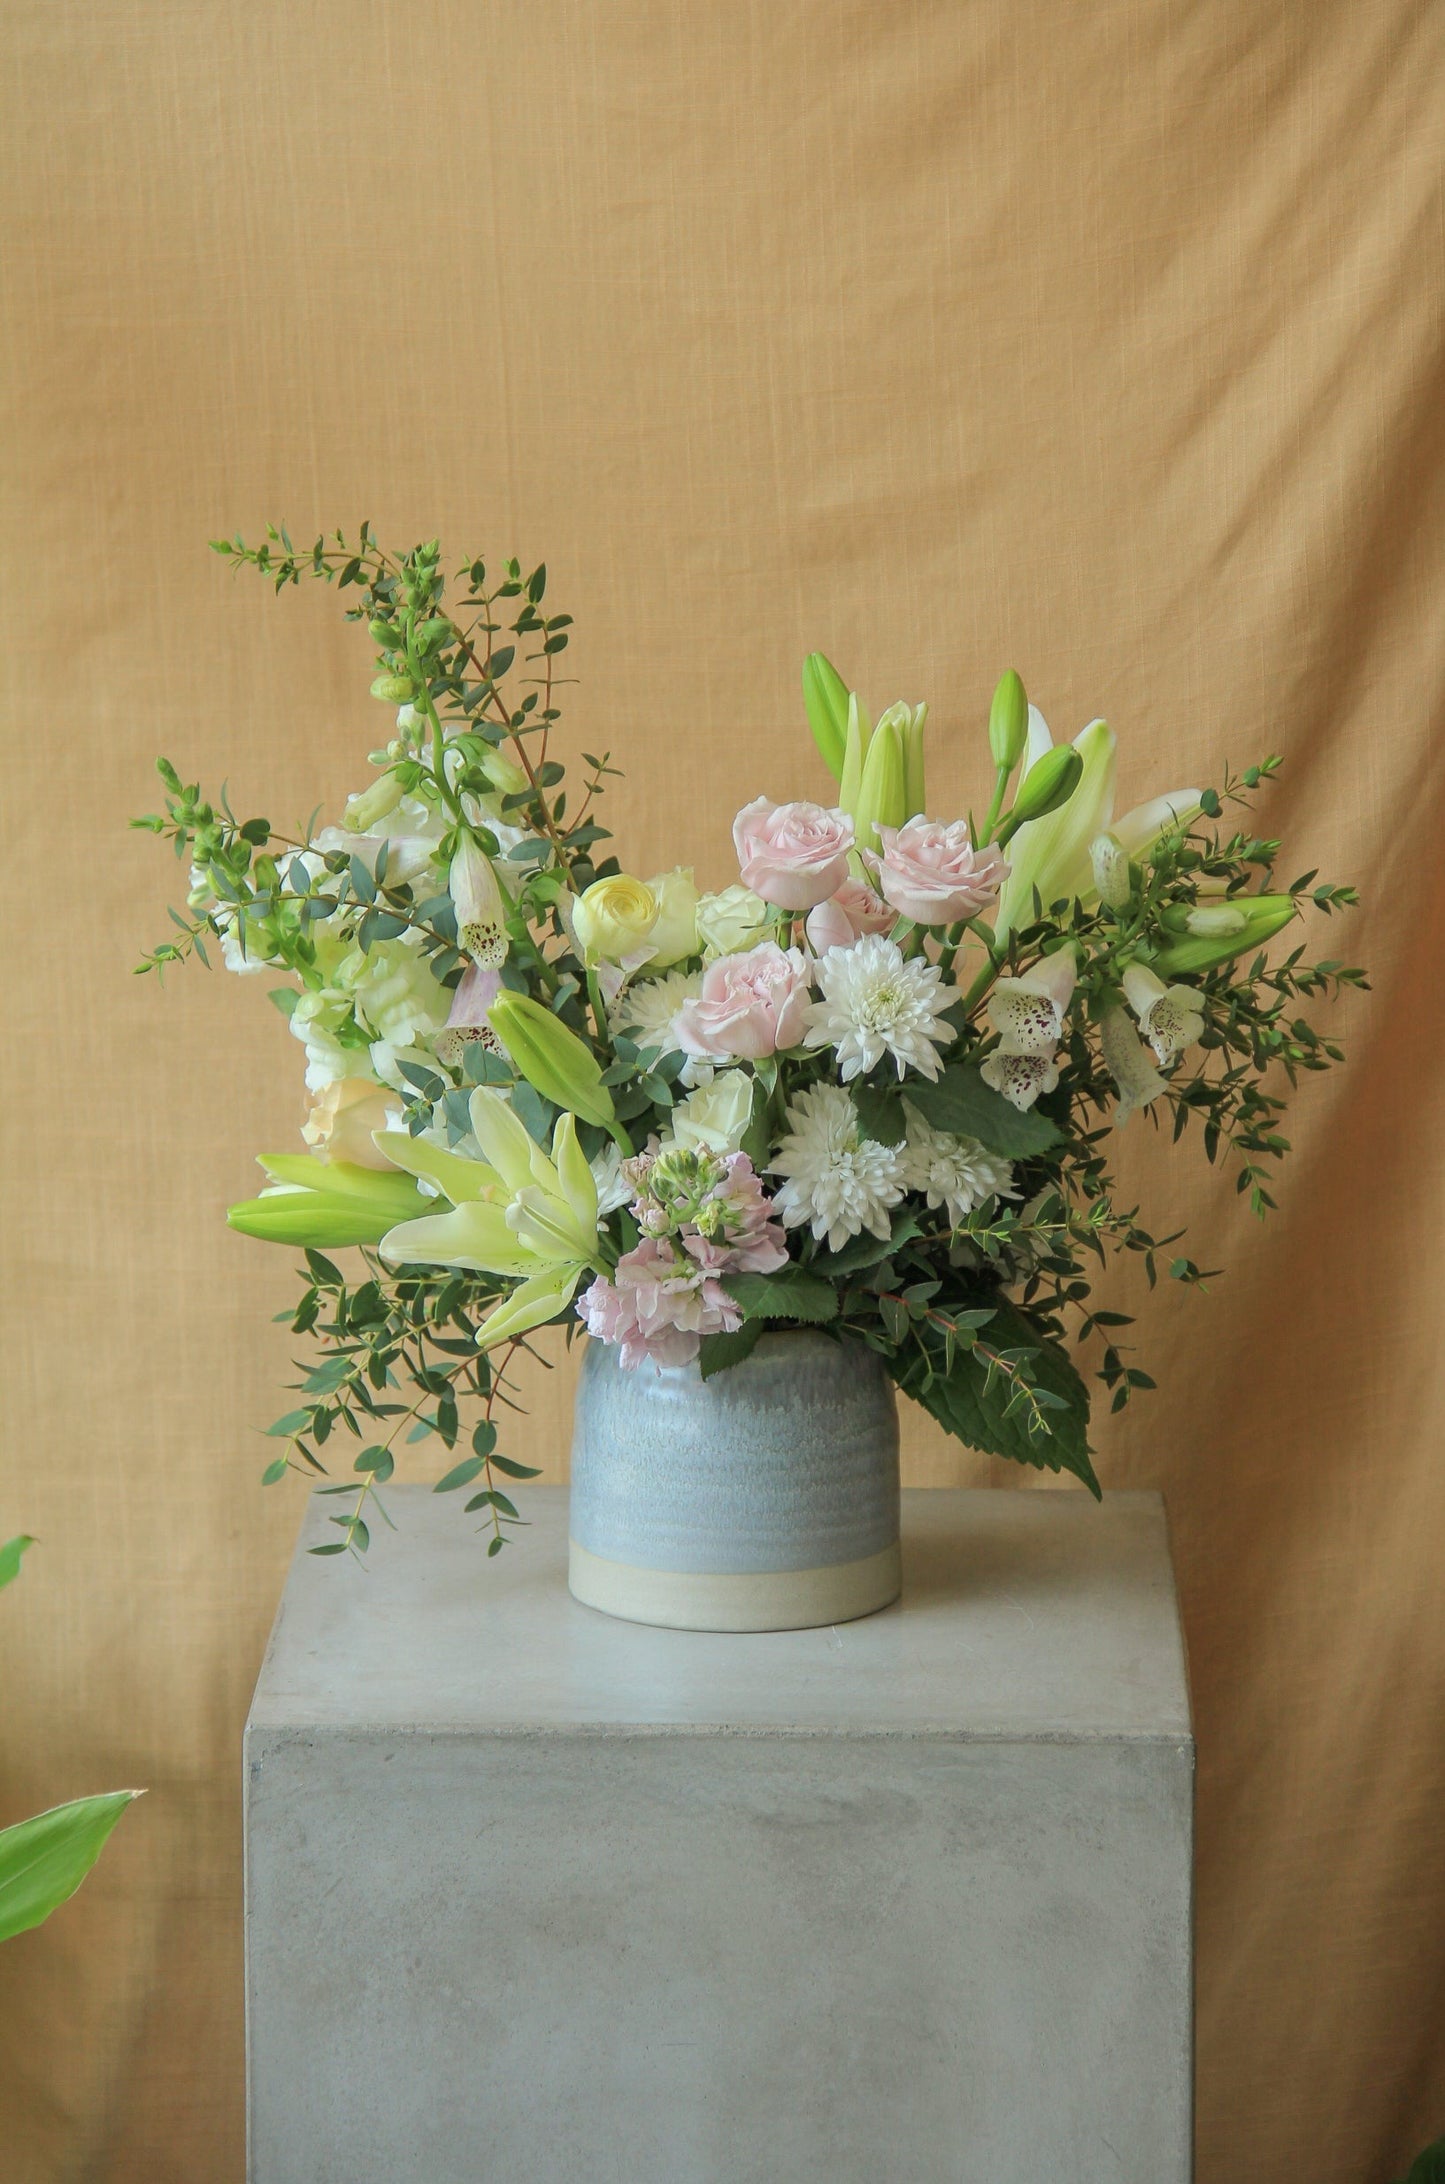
[245,1486,1193,2183]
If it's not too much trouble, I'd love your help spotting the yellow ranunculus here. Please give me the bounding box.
[644,867,699,967]
[572,873,658,962]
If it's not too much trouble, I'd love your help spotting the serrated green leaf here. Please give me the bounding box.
[698,1322,764,1380]
[851,1081,907,1147]
[723,1272,839,1325]
[904,1064,1061,1157]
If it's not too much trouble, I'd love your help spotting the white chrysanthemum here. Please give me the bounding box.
[807,934,957,1082]
[900,1102,1018,1227]
[589,1142,634,1217]
[768,1083,906,1252]
[613,968,703,1054]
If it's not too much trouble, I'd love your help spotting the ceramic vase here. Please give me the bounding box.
[568,1328,901,1632]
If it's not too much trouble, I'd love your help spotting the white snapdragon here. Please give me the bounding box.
[769,1082,906,1252]
[806,934,956,1083]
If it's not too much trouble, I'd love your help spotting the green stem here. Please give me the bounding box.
[980,763,1013,846]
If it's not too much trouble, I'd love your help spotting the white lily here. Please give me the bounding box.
[1121,963,1205,1065]
[1098,1005,1168,1126]
[375,1087,602,1348]
[995,708,1200,939]
[986,945,1077,1056]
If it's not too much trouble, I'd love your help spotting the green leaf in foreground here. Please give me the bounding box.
[890,1297,1099,1495]
[0,1535,37,1592]
[1395,2142,1445,2184]
[905,1062,1061,1157]
[0,1792,142,1944]
[723,1271,840,1325]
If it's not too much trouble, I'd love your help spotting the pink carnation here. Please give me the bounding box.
[804,877,895,955]
[732,796,854,910]
[868,818,1009,926]
[674,942,812,1062]
[577,1237,743,1371]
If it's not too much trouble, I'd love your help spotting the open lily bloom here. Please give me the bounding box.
[376,1087,603,1349]
[995,707,1200,939]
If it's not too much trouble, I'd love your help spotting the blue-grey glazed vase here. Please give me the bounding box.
[568,1329,901,1632]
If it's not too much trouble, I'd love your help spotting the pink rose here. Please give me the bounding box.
[804,877,896,955]
[868,818,1009,926]
[673,943,812,1061]
[732,796,854,910]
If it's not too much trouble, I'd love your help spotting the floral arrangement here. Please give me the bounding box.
[136,527,1362,1559]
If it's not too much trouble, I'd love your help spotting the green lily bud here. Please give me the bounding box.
[1148,894,1296,977]
[370,673,415,705]
[899,703,927,819]
[369,617,404,647]
[988,671,1029,774]
[838,691,872,820]
[487,990,618,1132]
[996,744,1083,844]
[802,653,850,782]
[853,715,907,851]
[228,1158,428,1248]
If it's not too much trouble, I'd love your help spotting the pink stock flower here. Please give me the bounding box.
[577,1236,743,1370]
[804,877,896,955]
[868,818,1009,926]
[732,796,854,910]
[674,942,812,1062]
[704,1154,790,1272]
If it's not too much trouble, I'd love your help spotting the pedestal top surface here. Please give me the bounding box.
[248,1487,1190,1743]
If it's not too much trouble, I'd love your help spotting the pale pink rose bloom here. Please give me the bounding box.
[804,877,895,954]
[868,818,1009,926]
[732,796,854,910]
[674,943,812,1061]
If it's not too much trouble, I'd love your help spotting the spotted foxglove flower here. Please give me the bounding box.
[769,1082,906,1251]
[979,1048,1061,1112]
[1121,964,1205,1065]
[899,1103,1018,1226]
[807,934,957,1082]
[986,946,1077,1056]
[612,967,703,1054]
[1098,1004,1167,1126]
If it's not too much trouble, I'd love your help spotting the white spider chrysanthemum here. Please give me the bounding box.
[768,1083,906,1252]
[899,1103,1018,1227]
[612,968,703,1054]
[806,934,957,1082]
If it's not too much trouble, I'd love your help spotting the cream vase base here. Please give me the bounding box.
[567,1537,902,1634]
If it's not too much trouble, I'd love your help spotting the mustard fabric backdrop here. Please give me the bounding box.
[2,3,1441,2177]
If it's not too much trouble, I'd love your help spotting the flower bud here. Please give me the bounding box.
[572,873,658,963]
[1148,894,1295,977]
[477,746,530,798]
[802,652,850,781]
[852,715,906,851]
[998,744,1083,841]
[414,616,453,653]
[1182,905,1247,937]
[838,691,872,820]
[370,673,415,704]
[343,771,406,833]
[369,617,404,647]
[1089,832,1132,909]
[988,671,1029,774]
[487,990,618,1131]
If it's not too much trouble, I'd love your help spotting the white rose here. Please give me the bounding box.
[667,1070,756,1156]
[695,883,773,957]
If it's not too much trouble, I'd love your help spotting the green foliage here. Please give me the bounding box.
[0,1535,36,1591]
[723,1270,840,1325]
[0,1794,141,1945]
[1395,2141,1445,2184]
[905,1061,1062,1156]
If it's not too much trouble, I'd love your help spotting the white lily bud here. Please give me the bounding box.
[1183,904,1247,937]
